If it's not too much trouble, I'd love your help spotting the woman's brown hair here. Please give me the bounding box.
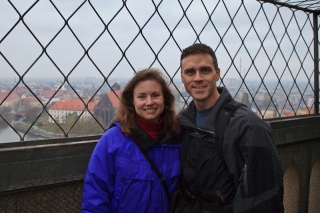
[113,68,180,139]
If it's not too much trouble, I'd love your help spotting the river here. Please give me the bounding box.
[0,125,43,144]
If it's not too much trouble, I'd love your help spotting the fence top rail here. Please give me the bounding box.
[258,0,320,13]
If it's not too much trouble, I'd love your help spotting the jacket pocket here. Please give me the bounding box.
[239,163,249,197]
[113,158,155,212]
[115,156,154,180]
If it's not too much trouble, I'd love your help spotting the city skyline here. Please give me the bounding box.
[0,74,315,144]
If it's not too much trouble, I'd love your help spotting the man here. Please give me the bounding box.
[170,43,284,212]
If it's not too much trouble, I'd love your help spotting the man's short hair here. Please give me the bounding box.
[180,43,218,69]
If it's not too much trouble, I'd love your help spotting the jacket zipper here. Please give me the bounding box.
[242,164,248,196]
[197,128,218,139]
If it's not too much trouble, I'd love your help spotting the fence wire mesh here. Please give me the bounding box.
[0,0,319,143]
[0,181,83,213]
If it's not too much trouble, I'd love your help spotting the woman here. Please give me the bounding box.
[82,68,181,213]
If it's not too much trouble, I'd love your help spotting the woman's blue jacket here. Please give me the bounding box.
[82,122,181,213]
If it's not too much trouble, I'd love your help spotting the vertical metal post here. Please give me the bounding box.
[313,12,319,115]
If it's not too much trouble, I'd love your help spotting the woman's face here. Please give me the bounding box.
[133,80,164,122]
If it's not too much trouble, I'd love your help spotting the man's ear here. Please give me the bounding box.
[181,71,185,84]
[215,68,221,81]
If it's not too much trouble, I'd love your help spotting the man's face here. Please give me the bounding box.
[181,53,220,110]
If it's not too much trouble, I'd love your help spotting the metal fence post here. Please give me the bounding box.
[314,12,319,115]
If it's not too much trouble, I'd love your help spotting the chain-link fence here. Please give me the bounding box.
[0,0,319,143]
[0,181,83,213]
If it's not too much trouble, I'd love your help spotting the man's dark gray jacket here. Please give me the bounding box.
[172,87,284,213]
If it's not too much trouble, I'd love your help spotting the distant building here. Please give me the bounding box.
[48,99,99,123]
[21,96,40,107]
[307,98,314,108]
[94,90,122,128]
[92,82,122,127]
[282,109,295,117]
[241,92,251,107]
[223,78,239,88]
[260,109,278,119]
[15,87,29,97]
[111,82,120,91]
[0,92,20,108]
[54,80,66,91]
[40,89,75,104]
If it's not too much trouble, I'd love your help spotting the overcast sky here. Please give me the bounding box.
[0,0,315,85]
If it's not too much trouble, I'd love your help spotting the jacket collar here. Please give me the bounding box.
[131,126,162,150]
[109,122,179,150]
[179,87,233,131]
[132,126,182,150]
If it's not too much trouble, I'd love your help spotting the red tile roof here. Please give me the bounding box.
[282,110,294,117]
[0,92,19,102]
[15,88,29,95]
[107,90,122,108]
[22,96,39,103]
[50,99,99,111]
[40,90,67,98]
